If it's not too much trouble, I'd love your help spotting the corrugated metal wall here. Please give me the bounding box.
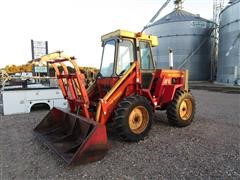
[217,0,240,84]
[145,9,215,81]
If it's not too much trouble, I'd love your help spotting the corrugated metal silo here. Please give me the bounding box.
[217,0,240,84]
[144,8,215,81]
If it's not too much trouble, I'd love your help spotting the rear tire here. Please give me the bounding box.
[113,95,153,142]
[167,89,196,127]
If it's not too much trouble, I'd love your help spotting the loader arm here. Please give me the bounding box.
[40,52,90,118]
[96,62,141,125]
[34,52,109,166]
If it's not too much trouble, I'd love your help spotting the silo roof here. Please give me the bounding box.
[220,0,240,15]
[149,9,213,27]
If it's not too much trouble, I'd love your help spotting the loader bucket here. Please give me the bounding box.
[34,107,108,166]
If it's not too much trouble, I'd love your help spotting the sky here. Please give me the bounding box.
[0,0,226,69]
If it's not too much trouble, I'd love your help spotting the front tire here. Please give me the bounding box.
[113,95,153,142]
[167,89,196,127]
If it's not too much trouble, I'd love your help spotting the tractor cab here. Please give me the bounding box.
[97,30,159,96]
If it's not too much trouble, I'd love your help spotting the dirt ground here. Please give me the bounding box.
[0,89,240,179]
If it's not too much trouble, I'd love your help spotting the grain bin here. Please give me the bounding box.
[217,0,240,84]
[144,9,215,81]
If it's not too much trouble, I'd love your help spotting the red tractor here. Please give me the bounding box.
[34,30,196,165]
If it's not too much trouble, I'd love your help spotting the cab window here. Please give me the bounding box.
[116,40,134,75]
[139,41,154,70]
[100,40,116,77]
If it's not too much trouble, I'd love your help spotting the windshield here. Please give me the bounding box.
[100,40,116,77]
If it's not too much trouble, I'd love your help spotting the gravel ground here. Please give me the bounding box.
[1,90,240,180]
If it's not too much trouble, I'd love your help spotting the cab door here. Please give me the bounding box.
[97,38,135,97]
[139,41,155,89]
[97,39,117,97]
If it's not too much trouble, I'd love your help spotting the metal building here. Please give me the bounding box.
[144,9,215,81]
[217,0,240,84]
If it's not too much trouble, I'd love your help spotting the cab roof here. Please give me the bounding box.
[101,29,159,47]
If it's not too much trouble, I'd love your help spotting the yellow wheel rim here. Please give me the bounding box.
[129,106,149,134]
[179,99,192,120]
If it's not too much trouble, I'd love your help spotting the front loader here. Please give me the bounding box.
[34,30,196,165]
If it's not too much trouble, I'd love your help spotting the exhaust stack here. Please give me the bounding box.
[169,48,173,69]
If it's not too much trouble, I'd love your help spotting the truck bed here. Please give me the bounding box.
[1,87,68,115]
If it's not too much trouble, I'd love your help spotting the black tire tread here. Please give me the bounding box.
[167,89,196,127]
[113,95,153,142]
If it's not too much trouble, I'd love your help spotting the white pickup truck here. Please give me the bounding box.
[0,85,68,115]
